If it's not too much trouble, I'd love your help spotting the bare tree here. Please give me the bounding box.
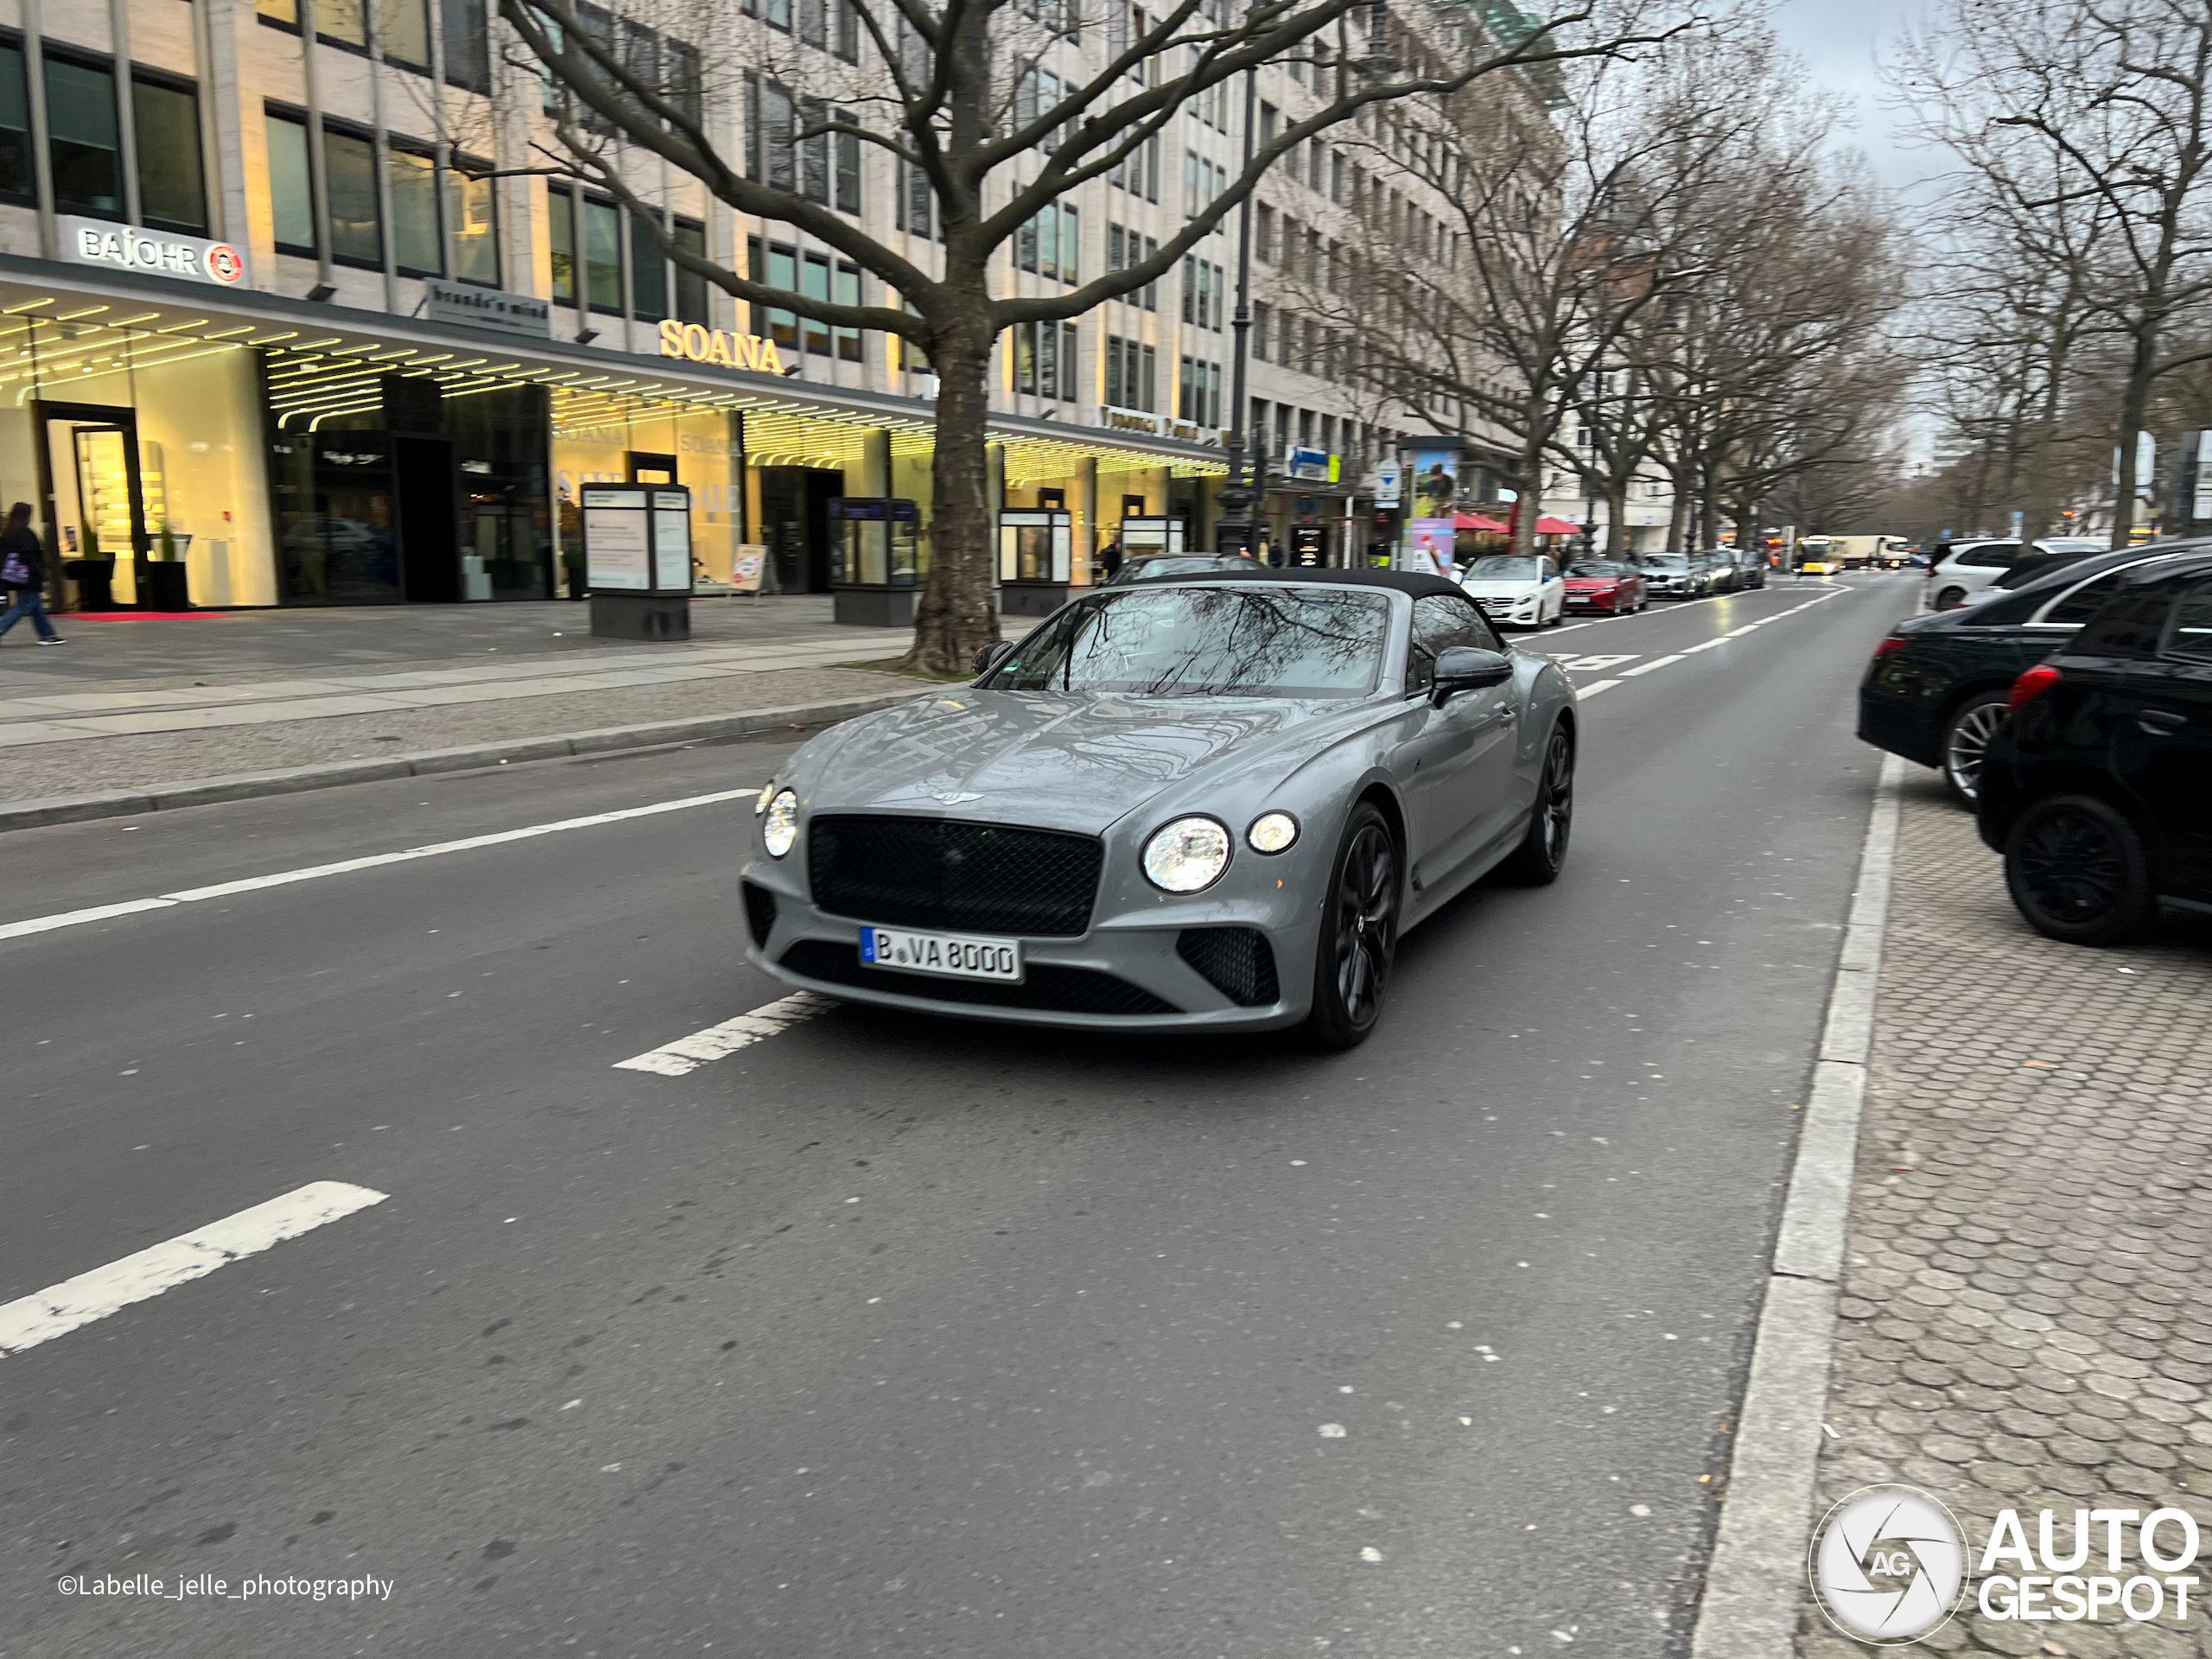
[1897,0,2212,548]
[499,0,1694,669]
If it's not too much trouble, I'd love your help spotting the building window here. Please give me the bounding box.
[1015,321,1078,400]
[631,210,668,321]
[747,236,797,347]
[378,0,431,67]
[899,160,935,238]
[1018,203,1078,282]
[1252,302,1270,361]
[318,0,369,50]
[267,113,314,253]
[747,78,797,191]
[548,185,575,302]
[582,194,622,311]
[389,143,441,275]
[749,238,862,360]
[46,55,122,219]
[1105,334,1155,411]
[446,159,499,285]
[444,0,490,92]
[0,45,29,200]
[673,219,709,324]
[1179,357,1220,427]
[132,74,205,233]
[1255,203,1274,264]
[324,127,381,266]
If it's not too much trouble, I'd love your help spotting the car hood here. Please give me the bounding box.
[798,690,1370,836]
[1462,579,1545,596]
[1563,576,1620,587]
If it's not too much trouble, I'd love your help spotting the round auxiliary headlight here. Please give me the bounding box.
[753,780,776,816]
[1247,810,1300,854]
[762,789,799,858]
[1142,817,1231,893]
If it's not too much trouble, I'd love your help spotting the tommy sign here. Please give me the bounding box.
[62,218,245,286]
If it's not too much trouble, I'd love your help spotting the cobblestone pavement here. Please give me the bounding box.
[1797,776,2212,1657]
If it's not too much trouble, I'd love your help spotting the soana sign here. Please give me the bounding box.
[62,217,245,285]
[658,320,786,374]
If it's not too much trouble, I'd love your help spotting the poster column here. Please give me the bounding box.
[1403,443,1461,575]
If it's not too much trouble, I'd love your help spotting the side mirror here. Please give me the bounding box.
[972,640,1016,677]
[1432,645,1514,702]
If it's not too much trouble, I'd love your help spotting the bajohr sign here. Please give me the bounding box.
[62,218,245,285]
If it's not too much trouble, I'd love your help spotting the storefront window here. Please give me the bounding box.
[270,423,401,605]
[325,129,382,265]
[0,46,32,200]
[389,145,440,275]
[46,57,122,218]
[447,163,499,286]
[267,114,314,253]
[446,385,552,601]
[132,77,206,232]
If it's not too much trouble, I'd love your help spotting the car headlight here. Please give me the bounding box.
[753,780,776,816]
[1247,811,1300,854]
[1142,816,1230,893]
[761,789,799,858]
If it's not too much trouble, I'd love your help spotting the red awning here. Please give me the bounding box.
[1453,512,1510,532]
[1533,516,1582,537]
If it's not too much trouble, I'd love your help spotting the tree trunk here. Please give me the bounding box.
[1510,442,1544,560]
[2110,330,2157,551]
[1605,484,1629,557]
[902,327,1000,677]
[1664,476,1689,552]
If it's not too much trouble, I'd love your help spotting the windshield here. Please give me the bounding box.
[1463,556,1541,581]
[1122,556,1251,582]
[1642,554,1688,569]
[988,586,1390,699]
[1567,560,1627,577]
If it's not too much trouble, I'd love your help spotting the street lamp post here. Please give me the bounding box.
[1217,61,1262,557]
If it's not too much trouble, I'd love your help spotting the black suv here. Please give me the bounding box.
[1857,548,2189,803]
[1978,549,2212,944]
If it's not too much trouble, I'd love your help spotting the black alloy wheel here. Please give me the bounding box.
[1939,692,2012,805]
[1500,723,1575,885]
[1306,803,1400,1050]
[2004,794,2154,946]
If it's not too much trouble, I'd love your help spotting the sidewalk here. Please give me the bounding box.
[0,597,957,818]
[1796,778,2212,1656]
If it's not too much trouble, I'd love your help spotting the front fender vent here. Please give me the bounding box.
[1176,927,1281,1007]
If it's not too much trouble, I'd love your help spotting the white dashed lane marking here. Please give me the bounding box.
[615,993,836,1076]
[0,1181,389,1357]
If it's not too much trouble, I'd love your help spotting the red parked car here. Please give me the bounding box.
[1562,557,1649,614]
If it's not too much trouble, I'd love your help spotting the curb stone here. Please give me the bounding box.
[1689,752,1904,1658]
[0,689,926,834]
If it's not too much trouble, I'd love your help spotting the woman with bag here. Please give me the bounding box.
[0,502,61,645]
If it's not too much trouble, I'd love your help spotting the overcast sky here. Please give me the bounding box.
[1767,0,1947,200]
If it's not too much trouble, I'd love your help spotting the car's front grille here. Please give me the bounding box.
[779,939,1178,1016]
[808,816,1102,937]
[1176,927,1281,1007]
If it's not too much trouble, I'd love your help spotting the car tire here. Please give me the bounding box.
[1936,586,1968,611]
[2003,794,2155,946]
[1497,722,1574,887]
[1305,802,1401,1051]
[1939,691,2011,805]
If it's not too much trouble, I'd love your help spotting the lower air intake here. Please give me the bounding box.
[1176,927,1281,1007]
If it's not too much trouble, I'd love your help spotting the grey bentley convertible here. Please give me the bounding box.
[738,569,1578,1047]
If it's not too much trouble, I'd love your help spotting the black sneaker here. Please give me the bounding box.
[36,636,64,645]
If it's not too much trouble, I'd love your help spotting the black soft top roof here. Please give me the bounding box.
[1152,565,1470,602]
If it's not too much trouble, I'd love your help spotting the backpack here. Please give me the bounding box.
[0,550,27,587]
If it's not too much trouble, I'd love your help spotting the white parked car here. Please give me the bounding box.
[1459,553,1566,628]
[1923,538,2107,612]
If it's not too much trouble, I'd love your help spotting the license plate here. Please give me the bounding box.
[860,925,1023,982]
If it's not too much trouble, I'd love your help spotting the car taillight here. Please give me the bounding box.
[2007,664,2061,712]
[1872,636,1909,660]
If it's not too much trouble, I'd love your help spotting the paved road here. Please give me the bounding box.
[2,575,1906,1658]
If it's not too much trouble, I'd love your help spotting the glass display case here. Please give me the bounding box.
[998,507,1073,615]
[830,497,925,626]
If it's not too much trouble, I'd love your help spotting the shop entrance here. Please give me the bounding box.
[395,436,461,603]
[35,400,158,610]
[759,466,842,593]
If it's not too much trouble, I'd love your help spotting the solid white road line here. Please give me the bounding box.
[0,1181,388,1357]
[615,992,836,1076]
[0,787,758,945]
[1577,678,1623,698]
[1618,654,1686,677]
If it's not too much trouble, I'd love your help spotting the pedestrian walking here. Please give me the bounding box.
[1096,538,1122,580]
[0,503,61,645]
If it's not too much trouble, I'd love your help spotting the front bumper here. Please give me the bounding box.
[740,872,1316,1034]
[1469,594,1546,626]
